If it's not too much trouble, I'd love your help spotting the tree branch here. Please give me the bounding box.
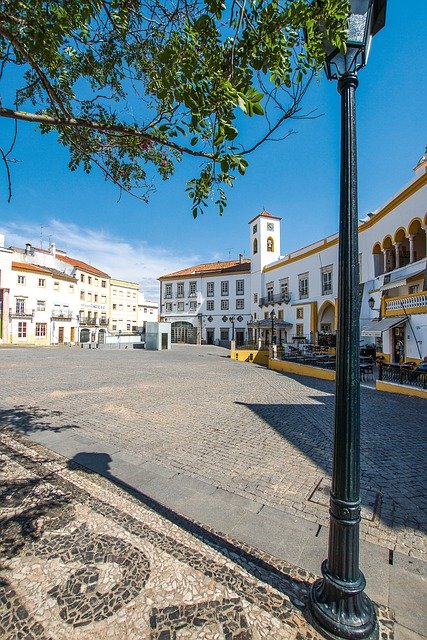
[0,107,215,159]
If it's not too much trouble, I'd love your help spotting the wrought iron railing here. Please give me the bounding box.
[378,364,427,389]
[259,293,291,306]
[281,354,337,370]
[10,308,34,319]
[51,310,73,320]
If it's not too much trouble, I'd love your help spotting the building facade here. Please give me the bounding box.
[159,151,427,363]
[0,239,157,346]
[159,258,251,346]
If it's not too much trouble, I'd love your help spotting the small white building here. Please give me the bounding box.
[109,278,139,335]
[158,257,251,346]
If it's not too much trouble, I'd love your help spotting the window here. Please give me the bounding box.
[127,323,131,331]
[321,266,333,296]
[221,281,229,296]
[236,299,244,309]
[253,224,257,234]
[298,273,309,299]
[264,312,269,320]
[87,292,92,302]
[94,294,98,302]
[296,307,304,319]
[112,324,117,331]
[113,303,117,310]
[54,281,59,291]
[101,296,106,304]
[133,306,136,312]
[320,323,332,334]
[221,299,229,310]
[177,283,184,298]
[189,281,197,297]
[112,289,117,296]
[17,275,25,284]
[253,312,257,320]
[35,323,47,337]
[207,300,214,311]
[189,301,197,310]
[165,302,172,312]
[236,280,244,295]
[207,282,214,297]
[80,274,85,282]
[165,283,172,298]
[80,291,85,301]
[18,321,27,338]
[95,278,99,287]
[16,298,25,314]
[69,284,74,293]
[88,276,92,284]
[409,284,420,294]
[253,238,258,254]
[296,324,304,337]
[37,300,46,311]
[38,278,45,287]
[280,278,289,300]
[267,237,274,252]
[101,280,107,288]
[220,328,229,341]
[278,310,284,321]
[266,282,274,302]
[253,293,258,303]
[177,302,184,311]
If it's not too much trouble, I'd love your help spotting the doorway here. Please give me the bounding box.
[235,330,244,346]
[58,327,64,344]
[161,333,168,349]
[206,329,214,345]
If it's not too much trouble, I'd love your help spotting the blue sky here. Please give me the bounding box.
[0,0,426,300]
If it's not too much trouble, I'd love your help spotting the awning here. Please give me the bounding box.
[379,278,407,291]
[361,316,406,337]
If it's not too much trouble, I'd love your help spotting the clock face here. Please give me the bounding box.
[267,222,274,231]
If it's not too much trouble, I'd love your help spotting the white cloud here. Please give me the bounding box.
[0,219,199,301]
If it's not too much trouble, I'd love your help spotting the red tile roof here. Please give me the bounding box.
[12,262,77,282]
[159,259,251,280]
[56,254,110,278]
[248,209,282,225]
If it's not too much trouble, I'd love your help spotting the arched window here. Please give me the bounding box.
[267,236,274,252]
[253,238,258,254]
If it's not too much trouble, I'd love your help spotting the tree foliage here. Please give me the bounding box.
[0,0,349,215]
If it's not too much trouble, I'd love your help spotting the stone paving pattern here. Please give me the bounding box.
[0,345,426,562]
[0,431,394,639]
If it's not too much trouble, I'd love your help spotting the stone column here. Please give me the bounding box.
[382,248,388,273]
[394,242,401,269]
[409,235,415,263]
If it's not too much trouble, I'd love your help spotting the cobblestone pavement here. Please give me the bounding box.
[0,345,426,561]
[0,431,394,639]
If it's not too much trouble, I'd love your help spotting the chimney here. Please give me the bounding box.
[25,243,32,254]
[239,253,243,264]
[50,242,56,257]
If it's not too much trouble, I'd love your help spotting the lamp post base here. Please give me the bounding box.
[308,560,378,640]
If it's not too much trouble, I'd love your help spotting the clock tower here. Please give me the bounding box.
[248,210,282,274]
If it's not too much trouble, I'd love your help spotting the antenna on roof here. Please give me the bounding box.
[40,224,44,249]
[226,248,234,260]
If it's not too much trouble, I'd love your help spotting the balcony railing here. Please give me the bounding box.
[79,317,98,326]
[259,293,291,306]
[51,310,73,320]
[10,308,34,319]
[99,318,109,326]
[383,291,427,316]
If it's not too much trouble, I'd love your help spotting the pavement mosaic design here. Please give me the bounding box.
[0,432,394,640]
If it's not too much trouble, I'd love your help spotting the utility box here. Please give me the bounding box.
[145,322,171,351]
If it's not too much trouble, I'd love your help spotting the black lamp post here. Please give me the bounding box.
[307,3,387,640]
[270,309,276,345]
[229,315,235,341]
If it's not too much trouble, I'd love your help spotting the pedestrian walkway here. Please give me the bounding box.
[0,431,395,640]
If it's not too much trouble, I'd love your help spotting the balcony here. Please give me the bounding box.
[383,291,427,317]
[51,310,73,321]
[79,316,98,326]
[99,318,109,326]
[10,307,34,319]
[259,293,291,306]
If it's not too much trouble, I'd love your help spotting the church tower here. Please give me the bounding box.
[249,210,282,274]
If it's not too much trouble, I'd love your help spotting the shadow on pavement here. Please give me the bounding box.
[67,450,312,609]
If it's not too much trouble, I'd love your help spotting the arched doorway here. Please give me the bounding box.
[171,321,196,344]
[318,301,336,347]
[372,242,382,277]
[80,328,90,343]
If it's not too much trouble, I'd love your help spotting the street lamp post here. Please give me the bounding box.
[229,315,235,342]
[270,309,276,345]
[307,3,387,640]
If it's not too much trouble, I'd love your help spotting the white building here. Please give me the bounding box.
[159,150,427,363]
[159,257,251,345]
[109,278,139,335]
[138,297,158,328]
